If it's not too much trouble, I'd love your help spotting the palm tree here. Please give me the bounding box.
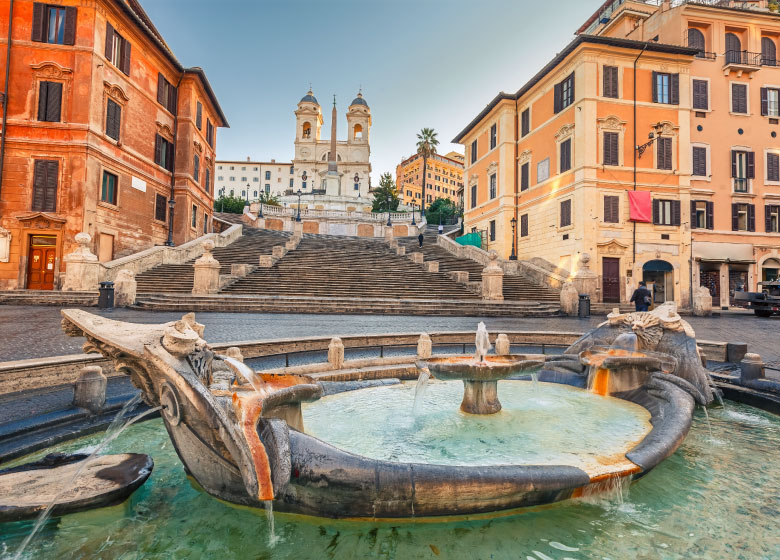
[416,128,439,217]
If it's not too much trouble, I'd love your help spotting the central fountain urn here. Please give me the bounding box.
[419,355,544,414]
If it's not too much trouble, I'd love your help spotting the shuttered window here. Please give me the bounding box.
[652,199,681,226]
[604,196,619,223]
[193,154,200,183]
[521,109,530,137]
[768,153,780,182]
[603,132,619,166]
[106,99,121,141]
[692,79,709,110]
[560,199,572,227]
[687,28,706,55]
[692,146,708,177]
[490,124,497,150]
[731,150,754,192]
[691,200,714,230]
[766,205,780,232]
[732,83,748,114]
[31,4,76,45]
[101,170,118,205]
[191,205,198,229]
[37,81,62,122]
[603,66,618,98]
[154,134,174,172]
[489,173,497,199]
[762,37,777,66]
[155,194,167,222]
[760,87,780,117]
[32,160,58,212]
[470,140,478,164]
[560,139,572,173]
[554,73,575,113]
[520,214,529,237]
[206,119,214,147]
[104,23,131,76]
[205,167,211,193]
[157,74,178,114]
[657,137,673,170]
[470,184,477,209]
[652,72,679,105]
[196,102,203,130]
[732,203,755,231]
[489,220,496,242]
[520,162,530,191]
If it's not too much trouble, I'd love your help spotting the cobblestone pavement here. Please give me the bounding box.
[1,306,778,368]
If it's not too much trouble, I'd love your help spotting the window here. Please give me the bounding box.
[657,137,673,171]
[603,132,619,166]
[470,184,477,209]
[155,194,167,222]
[196,101,202,130]
[157,74,178,114]
[732,203,755,232]
[521,109,530,137]
[766,205,780,232]
[520,162,530,191]
[537,158,550,183]
[290,166,294,174]
[559,139,572,173]
[692,79,709,111]
[761,87,780,117]
[731,150,754,192]
[691,200,713,230]
[253,177,259,182]
[302,181,307,189]
[205,168,211,193]
[692,146,708,177]
[229,177,235,182]
[101,170,118,205]
[489,220,496,242]
[769,153,780,182]
[265,170,271,180]
[604,196,619,223]
[154,134,174,172]
[554,73,575,113]
[32,160,58,212]
[241,177,247,182]
[490,124,497,150]
[560,199,572,228]
[191,205,197,228]
[105,24,130,75]
[603,66,618,98]
[289,178,294,188]
[653,72,679,105]
[471,140,478,164]
[652,199,681,226]
[37,81,62,122]
[31,4,76,45]
[489,173,497,199]
[106,99,121,141]
[253,191,257,198]
[732,83,748,114]
[687,28,706,56]
[193,154,200,183]
[762,37,777,66]
[725,33,742,64]
[206,119,214,147]
[520,214,529,237]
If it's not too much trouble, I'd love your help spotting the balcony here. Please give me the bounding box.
[724,50,762,76]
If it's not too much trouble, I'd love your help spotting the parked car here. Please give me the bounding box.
[733,281,780,317]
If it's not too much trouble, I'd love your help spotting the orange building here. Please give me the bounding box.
[581,0,780,308]
[396,151,464,209]
[0,0,227,290]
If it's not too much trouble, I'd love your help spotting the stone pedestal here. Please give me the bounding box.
[192,240,221,295]
[225,346,244,363]
[114,269,136,307]
[231,264,252,277]
[481,251,504,301]
[285,239,298,251]
[384,227,394,241]
[62,233,100,292]
[73,365,106,414]
[495,334,510,356]
[396,246,406,257]
[272,245,287,258]
[328,337,345,369]
[571,253,598,301]
[258,255,276,268]
[461,380,501,414]
[424,261,439,273]
[417,333,432,359]
[740,353,764,383]
[560,281,579,316]
[410,252,424,264]
[693,285,713,316]
[293,221,304,237]
[448,271,469,283]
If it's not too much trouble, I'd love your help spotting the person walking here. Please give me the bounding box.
[418,231,424,248]
[438,224,444,235]
[630,281,653,312]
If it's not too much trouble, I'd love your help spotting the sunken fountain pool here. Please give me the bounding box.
[1,307,778,558]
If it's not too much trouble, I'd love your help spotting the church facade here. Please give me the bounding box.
[285,91,372,211]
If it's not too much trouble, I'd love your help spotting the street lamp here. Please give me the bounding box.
[296,189,303,222]
[510,216,518,261]
[245,184,250,208]
[411,201,416,226]
[165,198,176,246]
[386,195,392,227]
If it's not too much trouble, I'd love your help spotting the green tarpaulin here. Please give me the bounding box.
[455,232,482,249]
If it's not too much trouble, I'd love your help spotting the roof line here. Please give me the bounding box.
[452,34,697,143]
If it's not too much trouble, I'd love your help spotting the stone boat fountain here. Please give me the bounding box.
[57,304,713,519]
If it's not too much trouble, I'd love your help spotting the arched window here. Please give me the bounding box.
[353,123,363,140]
[762,37,777,66]
[725,33,742,64]
[302,122,311,139]
[687,28,705,56]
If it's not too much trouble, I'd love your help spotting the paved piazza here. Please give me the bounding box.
[0,306,777,369]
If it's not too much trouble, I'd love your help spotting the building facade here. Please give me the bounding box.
[396,151,464,209]
[0,0,227,290]
[455,35,696,307]
[215,159,294,200]
[581,0,780,307]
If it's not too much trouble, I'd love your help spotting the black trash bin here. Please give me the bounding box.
[98,281,115,309]
[578,294,591,318]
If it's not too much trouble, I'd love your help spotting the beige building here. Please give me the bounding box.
[396,151,464,209]
[215,159,293,200]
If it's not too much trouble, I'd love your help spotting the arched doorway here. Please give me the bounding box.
[762,258,780,282]
[643,260,674,304]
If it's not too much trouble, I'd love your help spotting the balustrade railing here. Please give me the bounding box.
[257,204,416,223]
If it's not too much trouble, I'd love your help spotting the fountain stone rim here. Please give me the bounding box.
[417,355,545,382]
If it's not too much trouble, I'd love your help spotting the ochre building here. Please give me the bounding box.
[396,151,464,209]
[0,0,227,290]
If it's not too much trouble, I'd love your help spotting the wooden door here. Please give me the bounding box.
[602,257,621,303]
[27,236,57,290]
[98,233,114,262]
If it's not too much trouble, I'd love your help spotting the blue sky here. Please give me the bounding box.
[142,0,598,182]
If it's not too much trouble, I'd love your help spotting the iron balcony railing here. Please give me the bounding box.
[725,50,762,67]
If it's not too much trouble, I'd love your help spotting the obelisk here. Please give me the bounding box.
[324,95,341,196]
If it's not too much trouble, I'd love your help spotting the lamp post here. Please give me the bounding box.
[165,198,176,246]
[411,201,416,226]
[296,189,302,222]
[510,216,518,261]
[386,195,392,227]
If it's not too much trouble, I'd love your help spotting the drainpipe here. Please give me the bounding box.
[633,41,650,267]
[513,96,519,260]
[165,74,184,247]
[0,0,14,203]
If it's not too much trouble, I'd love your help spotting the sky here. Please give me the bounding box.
[142,0,599,183]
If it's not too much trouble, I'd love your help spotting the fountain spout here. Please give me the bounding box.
[474,322,492,363]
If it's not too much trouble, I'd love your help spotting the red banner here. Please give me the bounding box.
[628,191,652,222]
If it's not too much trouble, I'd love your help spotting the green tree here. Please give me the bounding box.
[371,172,400,212]
[213,194,247,214]
[416,128,439,217]
[425,197,460,226]
[258,191,281,207]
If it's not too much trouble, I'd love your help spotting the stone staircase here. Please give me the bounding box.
[135,228,291,294]
[397,237,560,303]
[0,290,98,306]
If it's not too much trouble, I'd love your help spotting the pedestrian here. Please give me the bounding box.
[438,224,444,235]
[418,231,424,248]
[630,281,653,312]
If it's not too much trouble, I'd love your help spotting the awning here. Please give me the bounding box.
[693,241,754,263]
